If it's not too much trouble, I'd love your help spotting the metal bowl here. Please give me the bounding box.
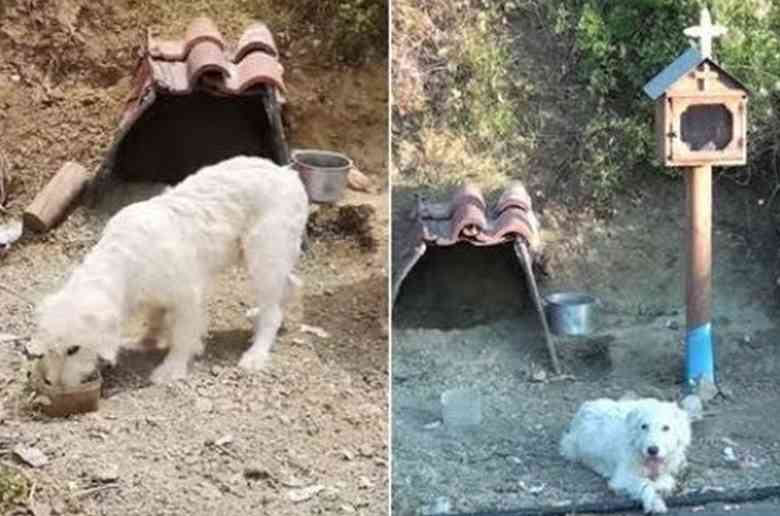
[31,365,102,417]
[291,149,352,203]
[544,292,598,336]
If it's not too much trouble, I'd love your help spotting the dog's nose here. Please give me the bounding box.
[647,446,659,456]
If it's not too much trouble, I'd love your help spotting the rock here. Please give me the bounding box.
[695,377,719,402]
[358,445,373,458]
[347,167,372,192]
[358,476,373,489]
[339,449,354,461]
[300,324,331,339]
[340,505,356,514]
[422,421,441,430]
[530,369,547,383]
[214,434,233,447]
[666,320,680,330]
[528,483,546,494]
[287,484,325,503]
[723,446,738,463]
[243,464,271,481]
[13,445,48,468]
[93,463,119,483]
[680,394,703,421]
[195,398,213,413]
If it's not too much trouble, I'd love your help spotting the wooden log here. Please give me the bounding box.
[23,162,89,233]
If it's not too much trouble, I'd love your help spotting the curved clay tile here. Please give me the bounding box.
[184,16,225,52]
[495,180,532,215]
[232,51,285,93]
[492,207,535,244]
[187,40,230,85]
[234,22,278,61]
[148,39,186,61]
[150,61,190,93]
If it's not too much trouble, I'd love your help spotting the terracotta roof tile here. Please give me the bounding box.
[414,181,542,250]
[97,16,290,185]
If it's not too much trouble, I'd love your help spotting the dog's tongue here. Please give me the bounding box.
[644,457,664,479]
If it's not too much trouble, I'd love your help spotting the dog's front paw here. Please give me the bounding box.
[150,361,189,384]
[643,495,667,514]
[654,475,675,495]
[238,351,270,371]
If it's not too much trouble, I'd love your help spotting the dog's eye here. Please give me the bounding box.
[641,423,648,430]
[66,345,80,356]
[662,425,670,432]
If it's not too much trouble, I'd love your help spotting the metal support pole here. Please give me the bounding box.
[685,164,714,384]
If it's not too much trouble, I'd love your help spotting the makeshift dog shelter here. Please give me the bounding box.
[392,182,561,374]
[97,17,289,187]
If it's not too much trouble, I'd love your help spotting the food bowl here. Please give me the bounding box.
[31,364,102,417]
[290,149,351,203]
[544,292,599,336]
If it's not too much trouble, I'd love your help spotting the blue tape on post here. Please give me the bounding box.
[685,323,714,382]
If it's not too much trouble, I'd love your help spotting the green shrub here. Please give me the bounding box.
[572,0,780,205]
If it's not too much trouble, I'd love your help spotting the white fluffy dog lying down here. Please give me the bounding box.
[560,397,692,514]
[34,156,308,386]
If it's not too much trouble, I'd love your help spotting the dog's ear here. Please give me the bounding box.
[626,408,642,429]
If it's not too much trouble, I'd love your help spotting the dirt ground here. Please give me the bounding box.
[391,179,780,515]
[0,2,388,515]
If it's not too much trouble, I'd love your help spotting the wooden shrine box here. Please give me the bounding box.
[643,48,749,167]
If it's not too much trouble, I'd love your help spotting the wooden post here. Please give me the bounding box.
[685,164,714,383]
[515,241,562,375]
[23,162,90,233]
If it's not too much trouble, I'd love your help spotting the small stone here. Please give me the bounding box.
[358,445,373,458]
[340,449,354,461]
[287,484,325,502]
[721,437,738,447]
[358,476,373,489]
[530,369,547,383]
[695,377,719,402]
[10,74,20,82]
[528,483,546,494]
[195,398,213,413]
[214,434,233,447]
[243,465,271,481]
[300,324,331,339]
[340,505,356,513]
[93,463,119,483]
[422,421,441,430]
[347,167,372,192]
[666,320,680,330]
[13,445,48,468]
[680,395,703,421]
[723,446,738,462]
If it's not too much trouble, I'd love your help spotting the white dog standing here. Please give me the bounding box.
[34,156,308,386]
[560,398,692,514]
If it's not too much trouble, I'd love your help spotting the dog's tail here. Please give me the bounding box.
[559,426,577,460]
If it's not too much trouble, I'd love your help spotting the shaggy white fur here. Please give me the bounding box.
[560,398,692,514]
[34,156,308,386]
